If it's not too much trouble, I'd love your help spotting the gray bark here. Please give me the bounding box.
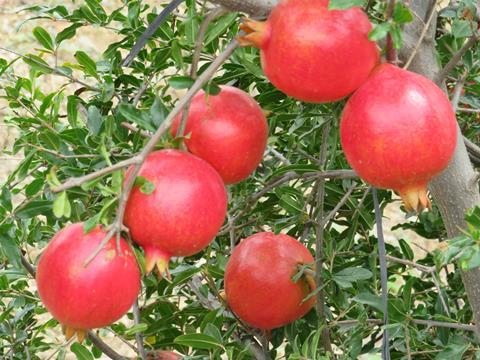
[209,0,480,336]
[208,0,279,17]
[400,0,480,335]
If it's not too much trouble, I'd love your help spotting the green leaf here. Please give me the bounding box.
[53,191,71,218]
[150,97,168,127]
[204,13,237,46]
[174,333,224,350]
[452,20,473,38]
[390,24,403,49]
[168,76,195,89]
[23,55,53,74]
[124,323,148,336]
[134,176,155,195]
[436,338,470,359]
[87,105,102,136]
[74,51,98,78]
[353,292,384,312]
[369,22,392,41]
[56,23,82,44]
[328,0,364,10]
[118,104,155,132]
[333,267,373,288]
[203,81,221,96]
[70,343,94,360]
[15,200,53,219]
[67,95,80,127]
[392,2,413,24]
[33,26,54,51]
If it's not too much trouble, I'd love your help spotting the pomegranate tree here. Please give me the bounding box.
[124,149,227,276]
[36,223,141,343]
[340,63,457,212]
[171,86,269,184]
[238,0,379,103]
[224,232,316,329]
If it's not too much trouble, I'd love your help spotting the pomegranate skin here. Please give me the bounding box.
[36,223,141,338]
[171,86,269,184]
[340,63,457,211]
[147,351,183,360]
[239,0,379,103]
[224,232,315,330]
[124,149,227,274]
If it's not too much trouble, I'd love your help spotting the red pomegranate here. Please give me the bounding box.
[224,232,316,329]
[340,63,458,212]
[36,223,141,343]
[124,149,227,276]
[171,86,269,184]
[238,0,379,103]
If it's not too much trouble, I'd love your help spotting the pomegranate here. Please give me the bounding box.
[224,232,316,329]
[340,63,457,212]
[36,223,141,343]
[171,86,269,184]
[124,149,227,277]
[238,0,379,103]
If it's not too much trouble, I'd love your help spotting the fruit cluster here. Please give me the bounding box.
[36,0,457,353]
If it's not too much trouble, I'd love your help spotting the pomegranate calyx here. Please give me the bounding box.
[238,18,269,48]
[398,186,431,213]
[62,325,86,343]
[144,246,171,280]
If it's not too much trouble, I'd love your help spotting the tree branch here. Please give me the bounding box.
[434,33,479,85]
[314,122,333,354]
[403,0,440,69]
[207,0,278,17]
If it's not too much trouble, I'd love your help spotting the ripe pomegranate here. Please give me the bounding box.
[224,232,316,329]
[340,63,457,212]
[171,86,269,184]
[36,223,141,343]
[238,0,379,103]
[124,149,227,276]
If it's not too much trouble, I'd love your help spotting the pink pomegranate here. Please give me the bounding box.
[171,86,269,184]
[36,223,141,343]
[124,149,227,277]
[224,232,316,329]
[340,63,457,212]
[238,0,380,103]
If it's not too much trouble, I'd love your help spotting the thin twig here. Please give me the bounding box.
[385,0,398,63]
[403,0,440,69]
[191,7,228,79]
[333,318,476,331]
[458,107,480,113]
[52,155,143,193]
[385,255,450,315]
[451,70,469,111]
[320,182,357,227]
[434,33,479,85]
[385,255,435,273]
[122,0,186,67]
[267,146,291,165]
[87,332,127,360]
[0,47,100,92]
[27,144,97,159]
[120,122,151,138]
[132,300,146,360]
[220,170,358,231]
[314,122,333,354]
